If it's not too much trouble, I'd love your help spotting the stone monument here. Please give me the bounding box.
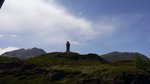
[66,41,70,52]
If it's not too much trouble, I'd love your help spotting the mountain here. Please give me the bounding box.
[2,47,46,58]
[101,51,149,62]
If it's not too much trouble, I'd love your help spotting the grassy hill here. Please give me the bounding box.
[101,51,149,62]
[0,52,150,84]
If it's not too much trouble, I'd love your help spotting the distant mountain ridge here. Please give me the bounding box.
[1,48,149,62]
[101,51,149,62]
[2,47,46,58]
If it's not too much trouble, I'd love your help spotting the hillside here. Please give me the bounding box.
[101,51,149,62]
[0,52,150,84]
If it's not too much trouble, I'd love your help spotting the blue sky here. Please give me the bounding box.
[56,0,150,56]
[0,0,150,57]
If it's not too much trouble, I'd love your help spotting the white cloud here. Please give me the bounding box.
[0,34,18,38]
[9,34,17,38]
[0,0,118,48]
[0,34,4,38]
[93,17,121,38]
[0,47,19,55]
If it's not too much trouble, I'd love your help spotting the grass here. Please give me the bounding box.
[0,52,150,84]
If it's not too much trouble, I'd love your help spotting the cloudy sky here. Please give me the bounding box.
[0,0,150,57]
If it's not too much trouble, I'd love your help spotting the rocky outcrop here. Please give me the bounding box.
[2,47,46,58]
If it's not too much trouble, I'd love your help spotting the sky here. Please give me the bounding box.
[0,0,150,57]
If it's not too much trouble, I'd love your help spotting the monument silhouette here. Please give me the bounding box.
[0,0,4,9]
[66,41,70,52]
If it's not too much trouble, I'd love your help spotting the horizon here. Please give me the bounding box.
[0,0,150,57]
[0,47,149,59]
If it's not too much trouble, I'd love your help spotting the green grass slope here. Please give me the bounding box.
[0,52,150,84]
